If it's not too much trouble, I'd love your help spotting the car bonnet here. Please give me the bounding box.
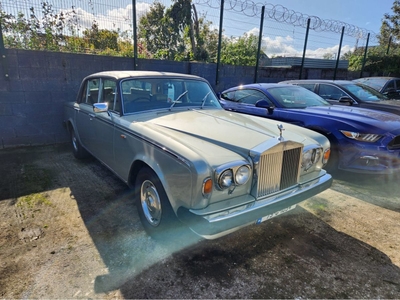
[291,105,400,132]
[122,109,313,151]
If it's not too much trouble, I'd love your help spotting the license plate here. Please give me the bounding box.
[255,205,297,224]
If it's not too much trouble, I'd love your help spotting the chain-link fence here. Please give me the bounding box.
[0,0,379,66]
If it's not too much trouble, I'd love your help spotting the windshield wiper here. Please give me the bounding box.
[169,90,188,110]
[201,92,211,108]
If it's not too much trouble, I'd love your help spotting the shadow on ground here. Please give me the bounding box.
[1,144,399,298]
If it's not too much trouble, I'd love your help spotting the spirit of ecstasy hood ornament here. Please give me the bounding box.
[277,123,285,141]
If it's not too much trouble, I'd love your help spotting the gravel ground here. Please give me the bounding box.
[0,144,399,299]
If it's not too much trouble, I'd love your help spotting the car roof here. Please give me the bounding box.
[84,70,204,81]
[225,83,294,90]
[355,76,400,80]
[281,79,355,85]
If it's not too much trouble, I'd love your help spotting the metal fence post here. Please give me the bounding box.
[386,36,392,55]
[0,20,9,80]
[132,0,137,70]
[333,26,345,80]
[254,6,265,83]
[299,18,310,79]
[216,0,224,85]
[360,33,370,78]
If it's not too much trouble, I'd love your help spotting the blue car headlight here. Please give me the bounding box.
[340,130,382,143]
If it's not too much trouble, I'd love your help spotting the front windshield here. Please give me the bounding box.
[268,86,330,108]
[121,78,220,113]
[343,83,389,101]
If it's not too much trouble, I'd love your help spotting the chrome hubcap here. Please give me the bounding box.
[140,180,162,226]
[71,132,78,151]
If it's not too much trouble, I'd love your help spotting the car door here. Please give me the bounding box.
[75,78,99,153]
[221,88,312,128]
[89,78,118,168]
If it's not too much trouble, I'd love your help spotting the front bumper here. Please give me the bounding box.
[177,172,332,239]
[338,148,400,174]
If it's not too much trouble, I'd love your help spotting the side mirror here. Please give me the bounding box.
[255,100,275,113]
[338,96,354,105]
[93,102,109,113]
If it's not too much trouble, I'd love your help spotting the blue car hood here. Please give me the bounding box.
[291,105,400,132]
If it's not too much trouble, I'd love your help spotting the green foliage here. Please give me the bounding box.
[380,0,400,44]
[0,1,136,56]
[343,1,400,75]
[138,0,192,61]
[220,33,261,66]
[0,0,256,64]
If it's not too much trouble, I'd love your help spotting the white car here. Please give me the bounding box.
[63,71,332,239]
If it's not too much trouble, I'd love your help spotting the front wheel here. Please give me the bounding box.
[135,167,179,239]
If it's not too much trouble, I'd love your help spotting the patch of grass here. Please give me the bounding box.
[304,198,329,215]
[16,193,52,209]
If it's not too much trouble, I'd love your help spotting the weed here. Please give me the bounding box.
[16,193,52,209]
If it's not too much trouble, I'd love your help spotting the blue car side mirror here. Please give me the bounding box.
[256,99,275,113]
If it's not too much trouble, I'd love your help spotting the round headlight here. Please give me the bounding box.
[218,169,233,189]
[235,165,250,185]
[302,148,321,171]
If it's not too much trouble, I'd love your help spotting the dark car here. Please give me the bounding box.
[353,77,400,99]
[280,79,400,115]
[219,83,400,175]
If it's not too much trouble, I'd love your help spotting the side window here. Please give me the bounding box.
[318,84,345,100]
[220,91,236,101]
[297,83,316,92]
[101,79,117,110]
[79,81,89,104]
[88,78,101,104]
[394,80,400,91]
[235,89,271,105]
[386,80,395,91]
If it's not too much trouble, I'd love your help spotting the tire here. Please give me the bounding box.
[135,166,179,239]
[70,127,89,159]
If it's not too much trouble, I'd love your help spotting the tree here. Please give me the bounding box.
[138,0,217,61]
[220,33,261,66]
[379,0,400,45]
[139,1,185,60]
[83,21,119,53]
[323,53,334,60]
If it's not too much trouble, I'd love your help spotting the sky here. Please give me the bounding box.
[207,0,396,58]
[267,0,394,35]
[3,0,396,59]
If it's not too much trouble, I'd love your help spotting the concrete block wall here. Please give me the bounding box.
[0,49,353,149]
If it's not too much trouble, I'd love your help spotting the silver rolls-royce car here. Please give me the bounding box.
[63,71,332,239]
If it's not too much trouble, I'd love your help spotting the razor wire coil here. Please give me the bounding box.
[194,0,376,40]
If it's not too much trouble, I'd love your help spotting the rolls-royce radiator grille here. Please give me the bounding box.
[257,146,302,198]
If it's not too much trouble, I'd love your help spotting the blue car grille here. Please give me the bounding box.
[256,145,302,198]
[388,135,400,150]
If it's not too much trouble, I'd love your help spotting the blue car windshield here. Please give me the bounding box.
[121,78,221,113]
[268,86,330,108]
[342,83,389,101]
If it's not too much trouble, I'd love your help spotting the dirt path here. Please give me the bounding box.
[0,144,399,298]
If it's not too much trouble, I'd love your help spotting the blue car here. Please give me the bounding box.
[219,83,400,174]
